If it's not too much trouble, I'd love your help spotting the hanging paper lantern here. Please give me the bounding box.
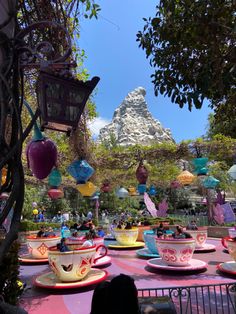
[48,188,64,199]
[101,181,111,193]
[77,181,96,197]
[26,138,57,180]
[177,170,195,185]
[32,208,39,215]
[202,176,220,189]
[228,164,236,180]
[170,180,181,189]
[67,160,94,184]
[128,186,137,196]
[136,161,148,184]
[48,168,62,187]
[1,168,7,185]
[192,157,208,175]
[137,184,146,195]
[116,187,129,199]
[149,185,157,196]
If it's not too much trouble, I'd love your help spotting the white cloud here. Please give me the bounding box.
[88,117,110,137]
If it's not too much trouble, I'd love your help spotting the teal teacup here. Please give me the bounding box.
[143,230,159,254]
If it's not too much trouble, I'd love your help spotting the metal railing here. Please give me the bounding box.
[168,214,209,226]
[137,282,236,314]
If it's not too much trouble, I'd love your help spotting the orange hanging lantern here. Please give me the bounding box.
[1,168,7,185]
[177,170,195,185]
[77,181,96,197]
[128,186,137,196]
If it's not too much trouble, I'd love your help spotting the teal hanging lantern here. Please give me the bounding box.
[48,168,62,187]
[192,157,208,175]
[202,176,220,189]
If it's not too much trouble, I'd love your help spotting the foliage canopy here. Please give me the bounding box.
[137,0,236,110]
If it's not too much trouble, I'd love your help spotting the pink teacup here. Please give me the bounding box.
[187,229,207,248]
[48,244,107,282]
[221,236,231,249]
[26,235,61,259]
[156,238,196,266]
[226,238,236,261]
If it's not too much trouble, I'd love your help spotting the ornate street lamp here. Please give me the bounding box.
[37,71,100,135]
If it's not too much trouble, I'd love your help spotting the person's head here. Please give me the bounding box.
[108,274,139,314]
[40,226,45,231]
[90,281,110,314]
[176,226,183,234]
[159,223,163,228]
[48,227,53,232]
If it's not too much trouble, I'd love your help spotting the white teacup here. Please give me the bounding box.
[226,238,236,262]
[113,228,138,246]
[48,244,107,282]
[228,228,236,238]
[156,238,196,266]
[187,229,207,248]
[66,236,105,258]
[26,235,61,259]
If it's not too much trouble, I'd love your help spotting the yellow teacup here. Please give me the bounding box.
[113,228,138,246]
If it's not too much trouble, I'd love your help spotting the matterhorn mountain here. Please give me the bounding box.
[98,87,174,146]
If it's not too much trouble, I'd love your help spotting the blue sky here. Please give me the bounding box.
[80,0,212,143]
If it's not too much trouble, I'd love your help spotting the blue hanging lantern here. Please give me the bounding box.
[137,184,146,195]
[48,168,62,187]
[192,157,208,175]
[67,159,94,184]
[116,187,129,199]
[149,185,157,196]
[202,176,220,189]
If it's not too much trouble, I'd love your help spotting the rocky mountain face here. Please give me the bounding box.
[98,87,174,146]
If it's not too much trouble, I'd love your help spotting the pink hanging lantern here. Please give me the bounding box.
[136,161,148,184]
[101,180,111,193]
[48,188,64,199]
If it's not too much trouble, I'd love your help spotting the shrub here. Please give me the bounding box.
[0,240,22,305]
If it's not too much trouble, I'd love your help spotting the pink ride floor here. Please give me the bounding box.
[19,238,235,314]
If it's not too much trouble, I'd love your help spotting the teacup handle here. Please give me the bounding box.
[94,244,108,263]
[221,236,229,248]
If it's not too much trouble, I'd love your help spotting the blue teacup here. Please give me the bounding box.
[143,230,159,254]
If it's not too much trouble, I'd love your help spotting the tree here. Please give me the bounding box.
[137,0,236,110]
[0,0,100,264]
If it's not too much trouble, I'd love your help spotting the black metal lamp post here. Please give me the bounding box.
[37,71,100,135]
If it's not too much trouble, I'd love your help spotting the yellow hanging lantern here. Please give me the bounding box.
[128,186,137,196]
[77,181,96,197]
[1,168,7,185]
[177,170,195,185]
[32,209,39,215]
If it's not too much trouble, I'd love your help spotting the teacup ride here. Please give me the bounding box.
[218,238,236,276]
[19,235,61,264]
[147,237,207,272]
[136,230,160,258]
[108,228,145,249]
[34,243,108,289]
[66,236,111,267]
[187,228,215,252]
[221,228,236,253]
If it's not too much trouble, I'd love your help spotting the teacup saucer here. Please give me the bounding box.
[19,254,48,264]
[34,268,108,289]
[108,241,145,249]
[93,256,111,267]
[194,244,216,252]
[147,258,207,271]
[136,248,160,258]
[217,261,236,275]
